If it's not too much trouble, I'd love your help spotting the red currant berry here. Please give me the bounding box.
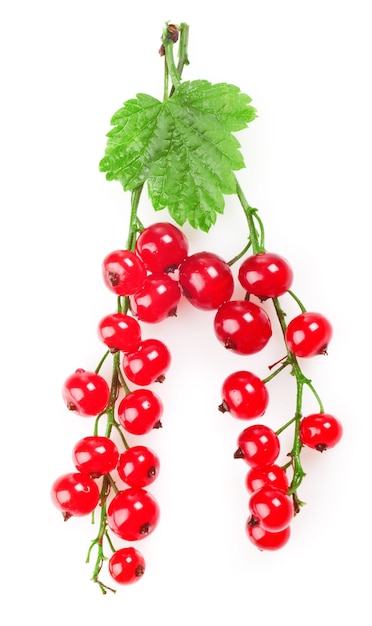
[238,252,293,299]
[214,300,272,354]
[72,436,119,477]
[246,522,291,551]
[117,389,163,435]
[97,313,141,353]
[51,472,100,519]
[62,369,110,417]
[178,251,234,310]
[123,339,171,385]
[130,273,182,323]
[245,464,289,494]
[235,424,280,468]
[107,487,160,541]
[219,370,269,419]
[299,413,343,451]
[108,547,145,585]
[102,250,146,296]
[285,311,333,357]
[248,486,294,532]
[135,222,189,272]
[117,446,160,488]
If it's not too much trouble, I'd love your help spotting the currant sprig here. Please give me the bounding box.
[51,21,343,594]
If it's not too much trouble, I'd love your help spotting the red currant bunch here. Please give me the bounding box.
[52,221,191,592]
[52,22,343,591]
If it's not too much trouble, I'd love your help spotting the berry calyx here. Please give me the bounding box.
[72,436,119,477]
[122,339,171,385]
[102,250,146,295]
[97,312,141,353]
[219,370,269,419]
[108,547,146,584]
[62,369,110,417]
[238,252,293,299]
[135,222,189,272]
[285,311,333,357]
[235,424,280,468]
[214,300,272,354]
[51,472,100,519]
[107,487,160,541]
[299,413,343,451]
[178,251,234,310]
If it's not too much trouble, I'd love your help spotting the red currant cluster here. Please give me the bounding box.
[51,222,190,592]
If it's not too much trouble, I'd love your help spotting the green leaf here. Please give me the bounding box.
[100,80,256,231]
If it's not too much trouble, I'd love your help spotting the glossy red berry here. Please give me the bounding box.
[72,436,119,477]
[123,339,171,385]
[108,547,145,584]
[219,370,269,419]
[97,313,141,353]
[246,522,291,551]
[117,389,163,435]
[51,472,100,519]
[245,464,289,494]
[238,252,293,299]
[135,222,189,272]
[235,424,280,468]
[178,251,234,310]
[102,250,146,296]
[117,446,160,488]
[299,413,343,451]
[248,486,294,532]
[214,300,272,354]
[285,312,333,357]
[62,369,110,417]
[107,487,160,541]
[130,273,181,323]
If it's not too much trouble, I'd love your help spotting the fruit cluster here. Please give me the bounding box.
[51,21,343,593]
[51,222,190,592]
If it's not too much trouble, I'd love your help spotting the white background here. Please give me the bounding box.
[1,1,371,624]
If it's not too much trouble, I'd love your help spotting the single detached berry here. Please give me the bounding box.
[238,251,293,299]
[72,436,119,477]
[97,312,141,353]
[130,272,182,323]
[117,445,160,488]
[62,369,110,417]
[219,370,269,419]
[102,249,146,295]
[246,522,291,551]
[107,487,160,541]
[214,300,272,354]
[299,413,343,451]
[245,464,289,494]
[178,251,234,310]
[248,486,294,532]
[117,388,163,435]
[123,338,171,385]
[285,311,333,357]
[135,222,189,272]
[235,424,280,468]
[108,547,146,585]
[51,472,100,519]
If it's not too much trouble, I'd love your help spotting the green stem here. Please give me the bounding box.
[235,176,264,254]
